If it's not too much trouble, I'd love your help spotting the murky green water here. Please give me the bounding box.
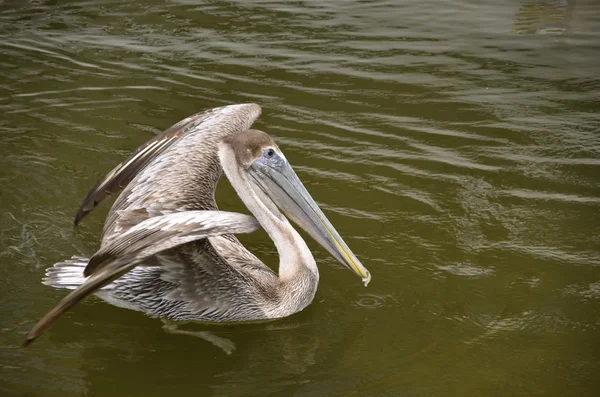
[1,0,599,395]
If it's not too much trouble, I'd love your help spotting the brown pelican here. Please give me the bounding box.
[23,103,371,347]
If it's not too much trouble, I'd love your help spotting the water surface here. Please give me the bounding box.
[1,1,599,396]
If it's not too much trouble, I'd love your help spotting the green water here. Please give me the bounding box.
[1,1,599,396]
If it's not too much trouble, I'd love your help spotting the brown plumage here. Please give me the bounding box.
[24,103,370,347]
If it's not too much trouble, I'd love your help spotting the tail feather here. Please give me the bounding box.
[43,256,91,290]
[42,255,142,312]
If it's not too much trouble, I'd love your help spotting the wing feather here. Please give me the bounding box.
[24,210,259,347]
[84,210,259,276]
[74,104,262,226]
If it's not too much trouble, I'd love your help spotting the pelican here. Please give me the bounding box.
[23,103,370,347]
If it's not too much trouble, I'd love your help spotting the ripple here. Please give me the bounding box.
[492,242,600,266]
[14,85,166,98]
[513,0,571,35]
[487,152,600,166]
[499,189,600,204]
[368,113,506,143]
[564,282,600,300]
[352,294,398,309]
[2,0,600,394]
[3,40,109,70]
[435,263,495,278]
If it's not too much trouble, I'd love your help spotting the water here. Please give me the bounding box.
[1,0,599,395]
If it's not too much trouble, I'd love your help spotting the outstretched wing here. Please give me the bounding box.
[74,103,262,226]
[24,210,259,347]
[74,116,191,225]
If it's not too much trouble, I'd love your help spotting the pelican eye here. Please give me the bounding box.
[255,147,284,170]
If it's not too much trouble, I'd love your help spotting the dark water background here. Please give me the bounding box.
[1,0,599,396]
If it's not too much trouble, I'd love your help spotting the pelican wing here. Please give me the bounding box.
[24,210,259,347]
[74,104,262,226]
[101,103,262,241]
[74,110,209,225]
[84,210,259,276]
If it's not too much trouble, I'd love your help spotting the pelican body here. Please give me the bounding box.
[24,103,370,346]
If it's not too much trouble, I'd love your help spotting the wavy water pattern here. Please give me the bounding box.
[1,1,599,396]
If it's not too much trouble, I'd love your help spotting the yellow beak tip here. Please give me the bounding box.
[362,271,371,287]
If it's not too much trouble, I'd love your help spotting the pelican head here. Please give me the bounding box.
[219,129,371,286]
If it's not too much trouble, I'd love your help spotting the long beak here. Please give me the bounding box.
[250,161,371,286]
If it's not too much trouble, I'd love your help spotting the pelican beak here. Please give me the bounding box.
[249,159,371,286]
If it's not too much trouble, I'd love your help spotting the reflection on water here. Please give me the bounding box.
[1,0,599,396]
[514,0,574,35]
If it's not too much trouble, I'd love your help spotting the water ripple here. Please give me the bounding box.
[353,294,398,309]
[435,263,495,278]
[499,189,600,204]
[2,0,600,394]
